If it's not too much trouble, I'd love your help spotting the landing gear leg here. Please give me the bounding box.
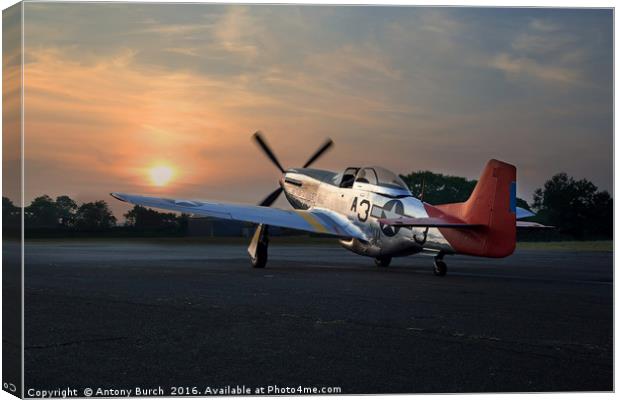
[248,224,269,268]
[375,256,392,268]
[433,253,447,276]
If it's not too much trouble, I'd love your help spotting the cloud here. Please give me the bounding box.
[485,16,596,87]
[488,53,581,85]
[131,23,212,37]
[162,47,201,57]
[213,6,260,60]
[23,48,277,204]
[529,18,559,33]
[21,41,411,215]
[305,44,402,81]
[19,5,613,214]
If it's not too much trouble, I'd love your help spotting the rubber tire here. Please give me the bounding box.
[433,260,447,276]
[250,243,268,268]
[375,256,392,268]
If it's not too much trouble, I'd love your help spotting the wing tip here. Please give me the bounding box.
[110,192,127,202]
[516,221,555,229]
[516,207,536,219]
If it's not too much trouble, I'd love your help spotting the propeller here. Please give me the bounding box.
[302,138,333,168]
[258,187,283,207]
[253,132,285,173]
[252,131,333,207]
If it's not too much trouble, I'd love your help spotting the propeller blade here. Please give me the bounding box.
[302,138,333,168]
[253,131,285,173]
[259,187,283,207]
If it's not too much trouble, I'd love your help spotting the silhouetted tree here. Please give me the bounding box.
[55,195,78,228]
[516,198,531,211]
[177,213,190,233]
[3,196,19,216]
[400,171,476,204]
[124,205,181,230]
[532,173,612,239]
[74,201,117,230]
[25,195,59,228]
[400,171,530,207]
[3,197,20,232]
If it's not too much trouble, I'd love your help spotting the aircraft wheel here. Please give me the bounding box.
[375,256,392,268]
[250,242,268,268]
[433,259,447,276]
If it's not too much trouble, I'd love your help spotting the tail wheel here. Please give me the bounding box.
[433,259,447,276]
[375,256,392,268]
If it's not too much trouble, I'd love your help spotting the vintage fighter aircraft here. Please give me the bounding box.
[111,132,538,276]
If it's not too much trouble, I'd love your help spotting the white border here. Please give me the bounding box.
[0,2,615,400]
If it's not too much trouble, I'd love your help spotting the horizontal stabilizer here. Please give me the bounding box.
[377,216,483,228]
[516,221,554,229]
[381,216,553,229]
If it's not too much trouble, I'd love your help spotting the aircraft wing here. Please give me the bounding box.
[110,192,367,240]
[514,207,554,228]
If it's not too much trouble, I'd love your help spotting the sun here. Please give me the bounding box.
[148,165,174,187]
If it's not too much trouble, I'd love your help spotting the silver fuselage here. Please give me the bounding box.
[281,168,454,258]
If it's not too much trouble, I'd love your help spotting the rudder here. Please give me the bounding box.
[433,159,516,257]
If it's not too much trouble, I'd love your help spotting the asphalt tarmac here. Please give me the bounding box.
[22,240,613,394]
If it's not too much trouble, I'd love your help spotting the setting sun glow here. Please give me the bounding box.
[149,165,174,187]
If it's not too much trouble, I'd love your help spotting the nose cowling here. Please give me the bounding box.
[280,171,316,210]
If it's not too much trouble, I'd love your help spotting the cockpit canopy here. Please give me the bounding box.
[336,166,411,196]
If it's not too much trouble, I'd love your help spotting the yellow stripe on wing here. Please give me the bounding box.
[295,211,329,234]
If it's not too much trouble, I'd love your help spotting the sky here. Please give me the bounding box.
[8,4,614,217]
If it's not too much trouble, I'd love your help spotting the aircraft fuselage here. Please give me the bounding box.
[281,168,454,258]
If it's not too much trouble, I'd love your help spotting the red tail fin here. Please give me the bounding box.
[426,159,517,258]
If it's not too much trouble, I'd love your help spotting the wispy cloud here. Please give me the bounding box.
[162,47,202,57]
[485,16,597,87]
[213,6,261,60]
[487,53,581,85]
[20,4,613,213]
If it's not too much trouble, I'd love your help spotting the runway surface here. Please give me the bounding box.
[23,240,613,394]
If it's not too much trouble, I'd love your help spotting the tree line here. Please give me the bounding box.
[2,195,188,237]
[399,170,533,209]
[3,170,612,240]
[400,171,612,239]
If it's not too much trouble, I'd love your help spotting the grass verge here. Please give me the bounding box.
[517,241,612,252]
